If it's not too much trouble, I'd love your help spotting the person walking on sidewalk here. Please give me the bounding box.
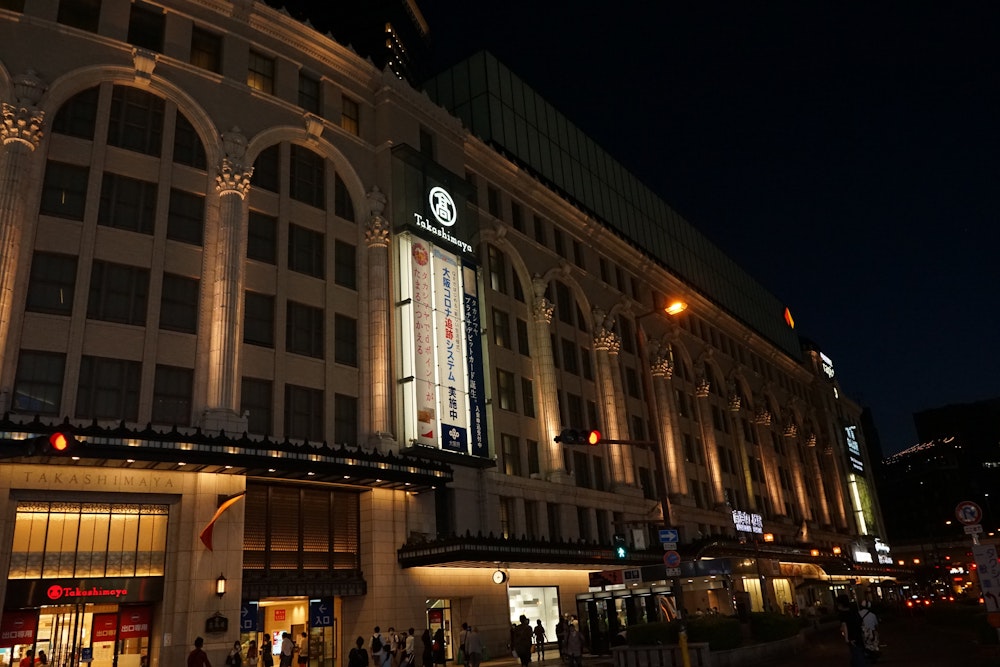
[512,616,534,667]
[836,594,867,667]
[464,626,484,667]
[533,621,547,660]
[858,601,880,663]
[564,624,583,667]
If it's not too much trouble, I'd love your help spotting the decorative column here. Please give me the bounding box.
[752,408,787,517]
[593,311,634,487]
[804,435,832,525]
[0,71,45,389]
[782,422,812,521]
[651,347,687,497]
[530,277,567,480]
[693,371,725,507]
[727,389,758,512]
[202,128,252,434]
[365,187,393,443]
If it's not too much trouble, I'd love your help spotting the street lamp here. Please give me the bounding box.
[216,573,227,598]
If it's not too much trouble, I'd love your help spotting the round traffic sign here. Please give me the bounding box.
[664,550,681,568]
[956,501,983,525]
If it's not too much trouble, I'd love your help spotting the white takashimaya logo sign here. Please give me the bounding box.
[428,187,457,227]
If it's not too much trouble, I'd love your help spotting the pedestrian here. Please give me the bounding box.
[262,635,275,667]
[188,638,211,667]
[388,628,401,667]
[402,628,416,667]
[35,651,48,666]
[555,617,567,661]
[247,641,259,667]
[564,624,584,667]
[348,637,369,667]
[226,640,243,667]
[431,628,446,667]
[280,633,294,667]
[464,626,484,667]
[420,629,432,667]
[512,615,533,667]
[533,620,547,660]
[458,623,469,665]
[297,632,309,667]
[20,650,34,667]
[836,594,867,667]
[371,627,386,667]
[858,600,880,662]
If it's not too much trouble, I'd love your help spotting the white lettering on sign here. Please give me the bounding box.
[412,213,472,254]
[732,510,763,534]
[820,352,835,378]
[428,187,457,227]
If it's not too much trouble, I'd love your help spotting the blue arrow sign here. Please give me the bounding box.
[659,528,679,543]
[241,602,258,632]
[310,599,333,628]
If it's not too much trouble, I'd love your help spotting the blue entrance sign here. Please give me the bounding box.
[659,528,679,543]
[241,602,258,632]
[310,599,333,628]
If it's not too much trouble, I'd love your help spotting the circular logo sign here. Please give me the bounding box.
[47,584,64,600]
[956,501,983,525]
[428,187,457,227]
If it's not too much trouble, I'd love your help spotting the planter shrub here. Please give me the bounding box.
[749,612,800,642]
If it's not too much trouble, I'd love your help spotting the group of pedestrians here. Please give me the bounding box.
[188,631,310,667]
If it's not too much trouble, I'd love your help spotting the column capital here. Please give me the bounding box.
[650,355,674,379]
[215,128,253,199]
[1,70,47,150]
[365,215,391,248]
[532,296,554,324]
[594,328,620,354]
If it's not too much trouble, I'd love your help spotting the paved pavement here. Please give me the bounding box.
[481,614,1000,667]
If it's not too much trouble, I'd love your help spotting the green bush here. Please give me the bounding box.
[624,617,741,651]
[748,612,800,642]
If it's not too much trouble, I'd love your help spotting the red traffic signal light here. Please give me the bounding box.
[555,429,601,446]
[35,431,78,455]
[49,432,70,452]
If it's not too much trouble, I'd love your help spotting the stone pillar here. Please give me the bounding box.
[593,312,633,487]
[693,373,725,508]
[804,436,832,526]
[783,427,812,521]
[727,392,758,512]
[365,187,393,443]
[0,71,45,392]
[651,349,687,497]
[752,409,787,517]
[529,277,566,479]
[202,129,252,434]
[822,438,850,529]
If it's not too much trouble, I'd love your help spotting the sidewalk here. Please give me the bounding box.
[481,653,611,667]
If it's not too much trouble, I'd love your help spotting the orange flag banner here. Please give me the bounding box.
[199,492,246,551]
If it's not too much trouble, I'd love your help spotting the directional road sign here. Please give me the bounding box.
[310,599,333,628]
[664,550,681,568]
[659,528,679,543]
[956,501,983,525]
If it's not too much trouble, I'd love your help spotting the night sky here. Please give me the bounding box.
[286,1,999,454]
[415,2,1000,455]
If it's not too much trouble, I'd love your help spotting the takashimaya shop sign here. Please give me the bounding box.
[397,184,487,459]
[732,510,763,534]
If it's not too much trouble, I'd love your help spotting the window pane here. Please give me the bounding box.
[99,172,157,234]
[167,189,205,245]
[174,112,207,169]
[333,240,356,289]
[87,261,149,326]
[52,86,99,139]
[334,174,355,221]
[284,384,323,442]
[76,356,141,421]
[244,292,275,347]
[253,145,279,193]
[107,85,163,156]
[26,252,77,315]
[40,161,89,220]
[334,314,357,366]
[241,377,273,436]
[288,224,324,277]
[160,273,199,333]
[286,301,323,358]
[127,2,165,52]
[13,351,65,415]
[152,365,193,425]
[247,50,275,94]
[248,211,277,263]
[290,145,325,209]
[190,26,222,73]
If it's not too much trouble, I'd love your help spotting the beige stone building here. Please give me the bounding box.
[0,2,893,667]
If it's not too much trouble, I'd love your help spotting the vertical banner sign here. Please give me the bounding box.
[462,259,488,457]
[0,611,38,648]
[241,602,259,632]
[410,238,438,447]
[433,246,469,453]
[309,599,333,628]
[973,544,1000,612]
[92,613,118,643]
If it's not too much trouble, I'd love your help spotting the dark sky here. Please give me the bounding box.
[412,1,1000,455]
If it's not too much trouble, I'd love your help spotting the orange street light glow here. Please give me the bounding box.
[665,301,688,315]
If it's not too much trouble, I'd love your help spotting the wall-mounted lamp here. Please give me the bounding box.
[810,549,820,557]
[665,300,688,316]
[216,573,227,598]
[832,546,842,555]
[762,533,775,543]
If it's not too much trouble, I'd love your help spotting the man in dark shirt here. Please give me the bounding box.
[188,637,212,667]
[835,594,867,666]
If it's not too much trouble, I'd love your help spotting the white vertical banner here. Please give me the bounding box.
[410,238,438,447]
[974,544,1000,612]
[432,246,469,453]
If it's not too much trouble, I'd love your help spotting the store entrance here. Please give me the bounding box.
[31,604,150,667]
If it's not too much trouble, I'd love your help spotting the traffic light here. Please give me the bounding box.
[613,534,628,560]
[30,431,79,456]
[554,429,602,446]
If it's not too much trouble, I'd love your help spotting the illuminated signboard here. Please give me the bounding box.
[874,538,893,565]
[820,352,835,379]
[845,425,864,473]
[732,510,763,534]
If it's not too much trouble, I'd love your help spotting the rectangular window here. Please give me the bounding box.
[334,314,357,366]
[99,173,157,234]
[631,415,646,441]
[190,27,222,73]
[26,252,77,316]
[487,245,507,294]
[487,185,501,218]
[546,502,561,540]
[244,292,274,347]
[527,440,540,476]
[593,457,606,492]
[288,223,325,278]
[127,2,165,52]
[53,87,98,140]
[573,239,585,269]
[501,433,521,476]
[76,356,141,421]
[57,0,101,32]
[252,145,279,193]
[286,301,324,358]
[334,174,355,222]
[241,377,273,437]
[290,145,326,209]
[334,394,358,444]
[173,113,207,169]
[167,189,204,245]
[511,201,524,232]
[586,400,599,428]
[298,71,321,114]
[573,451,591,488]
[247,210,277,264]
[599,257,610,283]
[284,384,323,442]
[596,509,609,544]
[40,161,89,220]
[521,377,535,418]
[577,507,592,541]
[625,367,641,398]
[566,393,584,426]
[341,96,359,135]
[107,85,163,156]
[553,228,565,257]
[13,351,65,415]
[499,497,513,538]
[159,273,199,333]
[496,369,516,411]
[152,365,193,426]
[555,282,574,325]
[247,50,275,94]
[581,347,593,380]
[87,261,149,326]
[561,338,578,374]
[516,318,530,357]
[334,240,357,289]
[533,215,546,245]
[492,308,510,349]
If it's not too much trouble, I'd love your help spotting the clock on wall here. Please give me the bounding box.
[492,569,508,584]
